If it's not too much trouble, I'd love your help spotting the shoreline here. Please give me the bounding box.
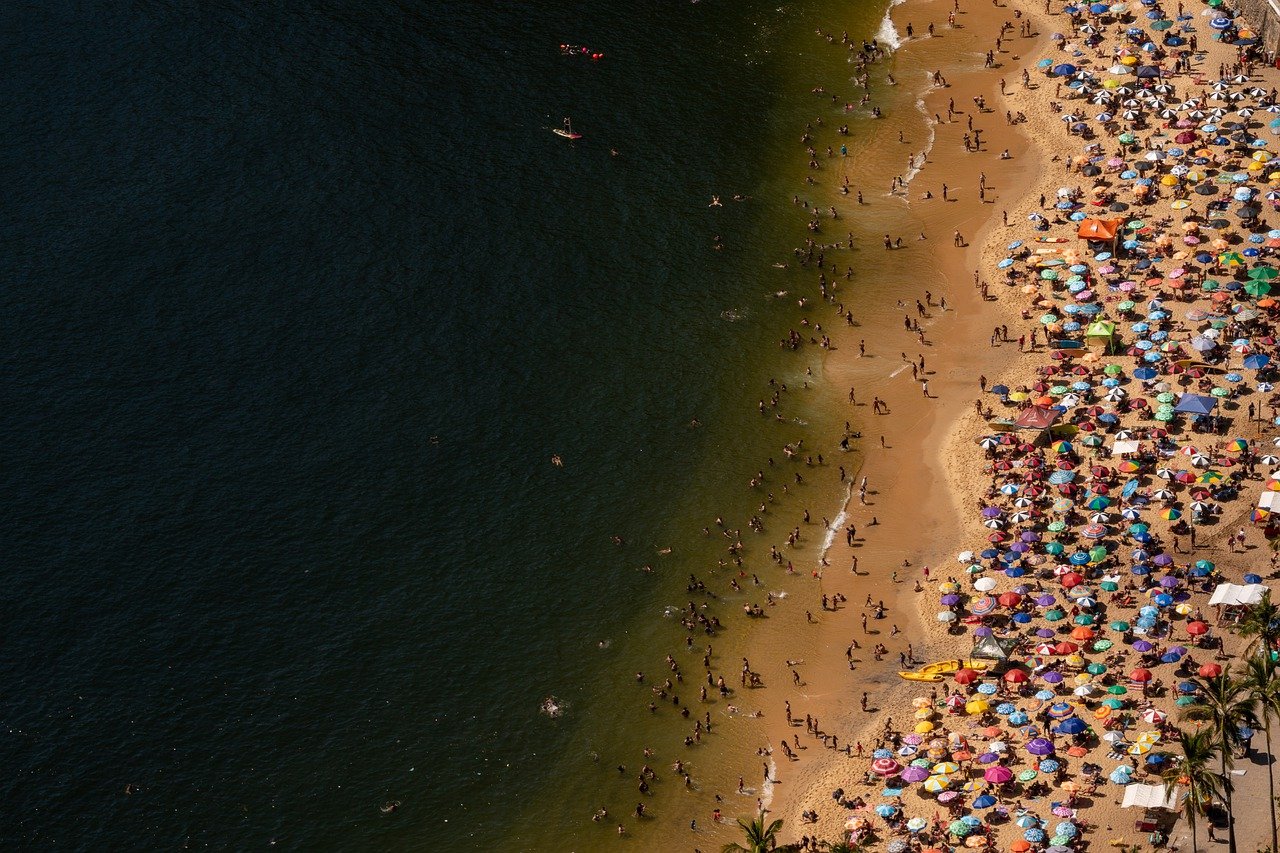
[765,0,1054,841]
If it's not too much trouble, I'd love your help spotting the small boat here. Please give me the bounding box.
[897,659,992,682]
[553,117,582,139]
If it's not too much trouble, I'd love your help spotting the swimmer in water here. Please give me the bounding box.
[709,195,722,207]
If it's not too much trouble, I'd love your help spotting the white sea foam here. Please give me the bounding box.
[759,756,778,809]
[819,480,855,562]
[896,77,941,193]
[876,0,908,51]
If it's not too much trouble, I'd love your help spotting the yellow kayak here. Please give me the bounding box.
[897,659,992,682]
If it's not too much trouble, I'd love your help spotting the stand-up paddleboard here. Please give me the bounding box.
[553,117,582,139]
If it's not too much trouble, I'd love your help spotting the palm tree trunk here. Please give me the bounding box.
[1221,752,1237,853]
[1267,721,1278,853]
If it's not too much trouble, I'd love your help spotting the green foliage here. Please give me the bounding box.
[721,812,784,853]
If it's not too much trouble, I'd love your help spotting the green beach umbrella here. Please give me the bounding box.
[1249,265,1279,281]
[1117,300,1136,311]
[1018,769,1038,782]
[1103,697,1125,709]
[1075,614,1095,625]
[1245,281,1272,297]
[1041,314,1060,325]
[1087,662,1108,674]
[1108,685,1128,695]
[1104,364,1124,376]
[1110,620,1130,631]
[1100,581,1119,592]
[1089,546,1108,562]
[1093,639,1114,651]
[1119,132,1136,144]
[1202,279,1221,291]
[1194,559,1215,571]
[1126,220,1146,231]
[1154,411,1174,422]
[1046,609,1066,622]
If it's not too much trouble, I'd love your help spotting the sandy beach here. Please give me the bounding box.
[706,0,1280,850]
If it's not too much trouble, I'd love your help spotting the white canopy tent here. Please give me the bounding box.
[1208,583,1270,607]
[1121,783,1181,811]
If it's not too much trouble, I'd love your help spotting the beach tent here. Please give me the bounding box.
[1258,491,1280,511]
[971,635,1019,661]
[1207,583,1270,607]
[1173,394,1217,415]
[1085,320,1117,353]
[1121,783,1181,811]
[1076,218,1124,242]
[1111,439,1141,456]
[1015,406,1062,431]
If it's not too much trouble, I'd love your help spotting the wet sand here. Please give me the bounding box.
[763,0,1052,843]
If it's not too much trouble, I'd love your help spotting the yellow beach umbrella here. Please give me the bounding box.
[923,775,951,792]
[966,699,990,715]
[916,721,936,733]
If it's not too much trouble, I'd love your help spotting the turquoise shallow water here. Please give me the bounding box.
[1,0,906,848]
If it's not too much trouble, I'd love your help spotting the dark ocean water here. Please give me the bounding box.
[2,0,894,848]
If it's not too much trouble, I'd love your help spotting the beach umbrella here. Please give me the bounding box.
[1057,716,1087,735]
[1027,738,1055,756]
[872,757,902,776]
[923,775,951,793]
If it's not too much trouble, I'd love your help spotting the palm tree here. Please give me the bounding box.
[1239,590,1280,657]
[1181,673,1258,853]
[1245,652,1280,853]
[721,812,783,853]
[1163,728,1223,853]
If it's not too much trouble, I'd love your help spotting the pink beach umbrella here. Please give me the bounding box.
[984,765,1014,784]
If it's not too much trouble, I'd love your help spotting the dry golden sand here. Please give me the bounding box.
[761,0,1280,850]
